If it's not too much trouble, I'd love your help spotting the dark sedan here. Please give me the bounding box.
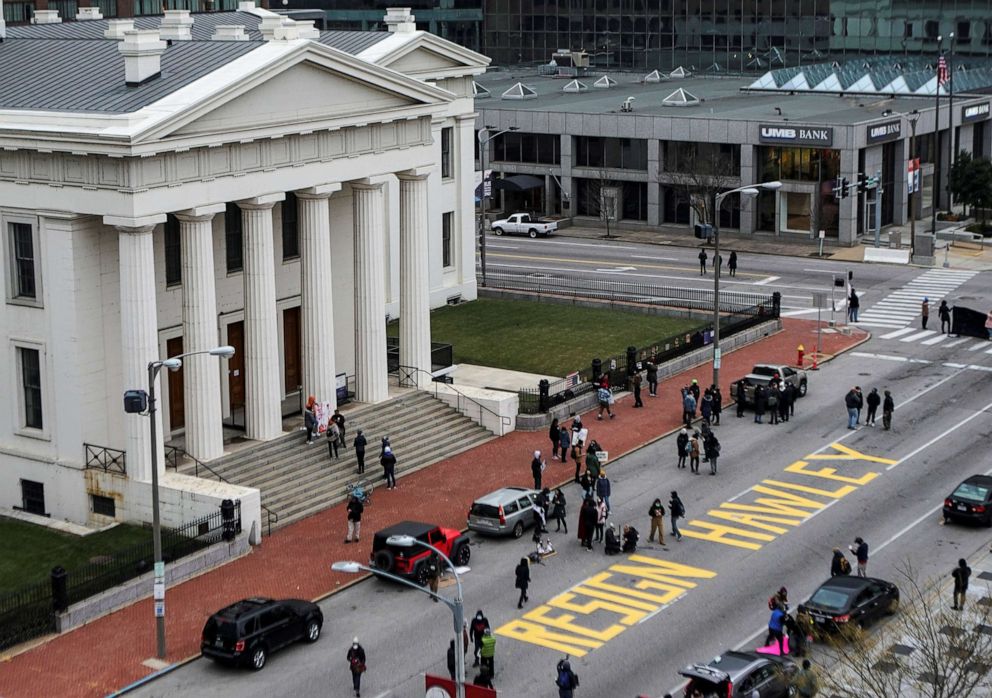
[943,475,992,527]
[201,597,323,670]
[804,576,899,632]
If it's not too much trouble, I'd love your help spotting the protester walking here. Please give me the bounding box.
[578,496,597,550]
[549,418,560,460]
[632,373,644,408]
[939,300,952,334]
[552,490,568,533]
[595,472,612,513]
[921,297,930,330]
[480,628,496,676]
[470,611,490,666]
[676,428,689,469]
[515,557,530,608]
[844,387,860,430]
[646,361,658,396]
[304,397,317,444]
[728,250,738,276]
[353,429,367,474]
[556,658,580,698]
[669,491,685,541]
[347,638,367,697]
[689,432,701,474]
[596,385,615,420]
[865,388,880,426]
[882,390,894,430]
[648,498,666,544]
[952,558,972,610]
[698,249,708,275]
[850,537,869,577]
[682,390,696,428]
[532,450,546,490]
[380,446,397,490]
[345,494,363,543]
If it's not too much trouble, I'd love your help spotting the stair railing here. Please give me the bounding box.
[397,365,512,437]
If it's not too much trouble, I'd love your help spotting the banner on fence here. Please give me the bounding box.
[565,372,579,388]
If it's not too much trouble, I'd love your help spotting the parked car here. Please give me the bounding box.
[490,213,558,238]
[678,650,798,698]
[201,597,322,671]
[467,486,540,538]
[803,576,899,632]
[943,474,992,527]
[370,520,471,586]
[730,363,808,406]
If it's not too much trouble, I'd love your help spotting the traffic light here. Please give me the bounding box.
[840,177,850,198]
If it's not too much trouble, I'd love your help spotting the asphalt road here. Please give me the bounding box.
[132,299,992,698]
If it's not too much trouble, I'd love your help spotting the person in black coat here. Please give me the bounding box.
[830,548,851,576]
[531,450,545,490]
[753,385,767,423]
[353,429,367,474]
[549,418,561,460]
[604,523,622,555]
[784,382,797,417]
[865,388,881,427]
[882,390,895,430]
[711,386,723,425]
[381,446,397,489]
[622,525,639,553]
[515,557,531,608]
[676,429,689,468]
[728,250,738,276]
[736,380,747,418]
[551,490,568,533]
[347,639,367,697]
[447,639,457,680]
[578,496,597,549]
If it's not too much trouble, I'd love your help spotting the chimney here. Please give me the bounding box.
[0,0,6,42]
[294,20,320,39]
[272,18,300,41]
[32,9,62,24]
[76,6,103,20]
[212,25,249,41]
[237,0,256,10]
[383,7,416,33]
[259,15,282,40]
[118,30,166,86]
[160,9,193,41]
[104,18,134,39]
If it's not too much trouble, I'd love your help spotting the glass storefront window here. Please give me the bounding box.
[493,132,561,165]
[575,137,647,170]
[782,191,812,233]
[760,147,839,182]
[665,141,740,173]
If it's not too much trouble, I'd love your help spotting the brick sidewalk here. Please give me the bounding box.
[0,319,867,698]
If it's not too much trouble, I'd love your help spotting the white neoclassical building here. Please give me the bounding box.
[0,3,487,532]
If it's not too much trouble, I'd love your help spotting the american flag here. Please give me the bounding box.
[937,54,950,86]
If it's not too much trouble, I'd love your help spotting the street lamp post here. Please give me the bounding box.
[478,125,518,288]
[711,181,781,392]
[144,345,234,660]
[907,110,919,259]
[333,535,467,698]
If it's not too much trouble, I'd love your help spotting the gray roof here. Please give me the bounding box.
[0,11,392,114]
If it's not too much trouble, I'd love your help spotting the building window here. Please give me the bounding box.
[492,132,561,165]
[281,193,299,260]
[19,480,46,516]
[225,203,243,273]
[18,347,43,429]
[91,494,116,518]
[441,127,454,179]
[575,137,648,170]
[164,215,181,287]
[9,222,37,300]
[442,211,454,268]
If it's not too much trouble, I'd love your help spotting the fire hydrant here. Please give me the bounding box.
[797,344,805,367]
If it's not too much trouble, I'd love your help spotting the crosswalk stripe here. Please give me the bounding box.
[880,328,916,339]
[854,321,906,328]
[921,334,950,346]
[901,330,936,342]
[986,345,992,354]
[968,341,988,351]
[944,338,969,348]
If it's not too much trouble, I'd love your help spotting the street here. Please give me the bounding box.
[131,243,992,698]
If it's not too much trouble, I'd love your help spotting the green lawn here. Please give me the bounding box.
[0,517,152,593]
[388,298,701,377]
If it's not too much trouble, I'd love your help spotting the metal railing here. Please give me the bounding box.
[396,365,512,437]
[0,503,239,651]
[84,443,127,475]
[483,268,775,314]
[164,446,279,537]
[387,337,454,374]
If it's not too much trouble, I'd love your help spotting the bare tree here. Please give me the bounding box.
[819,562,992,698]
[663,145,739,233]
[578,169,621,239]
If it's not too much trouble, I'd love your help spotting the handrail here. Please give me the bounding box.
[84,443,126,474]
[163,445,279,537]
[397,365,512,437]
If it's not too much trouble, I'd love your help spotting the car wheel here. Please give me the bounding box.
[454,543,471,566]
[250,646,267,671]
[304,618,321,643]
[985,514,992,528]
[799,380,808,397]
[492,228,503,236]
[373,549,395,572]
[528,229,538,238]
[512,521,524,538]
[414,564,431,587]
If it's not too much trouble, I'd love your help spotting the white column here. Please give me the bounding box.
[297,184,341,405]
[352,181,389,403]
[115,222,164,482]
[176,206,224,461]
[397,172,432,386]
[239,195,284,440]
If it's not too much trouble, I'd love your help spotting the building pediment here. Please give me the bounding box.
[366,32,490,81]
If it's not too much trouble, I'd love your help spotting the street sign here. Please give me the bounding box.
[154,601,165,618]
[154,562,165,578]
[812,291,829,309]
[153,582,165,600]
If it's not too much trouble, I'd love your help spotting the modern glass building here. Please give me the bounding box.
[484,0,992,69]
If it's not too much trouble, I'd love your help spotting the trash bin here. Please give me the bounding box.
[626,346,637,376]
[888,230,902,249]
[538,379,550,412]
[221,499,236,542]
[591,358,602,385]
[51,566,68,613]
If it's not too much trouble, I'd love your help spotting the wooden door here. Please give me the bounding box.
[166,336,184,429]
[227,321,245,411]
[283,306,302,394]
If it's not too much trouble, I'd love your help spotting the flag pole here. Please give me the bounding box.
[931,37,944,234]
[948,32,956,210]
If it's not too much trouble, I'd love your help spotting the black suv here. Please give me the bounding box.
[943,475,992,527]
[679,650,797,698]
[201,597,323,671]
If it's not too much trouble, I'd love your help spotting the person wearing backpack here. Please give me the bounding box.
[830,548,851,576]
[469,610,490,666]
[346,638,367,697]
[669,491,685,541]
[556,657,579,698]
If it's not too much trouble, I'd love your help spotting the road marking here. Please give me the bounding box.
[921,334,949,346]
[900,330,936,342]
[488,252,767,278]
[631,255,678,261]
[595,266,637,272]
[886,397,992,471]
[968,341,988,351]
[880,328,915,339]
[754,276,781,285]
[944,338,968,347]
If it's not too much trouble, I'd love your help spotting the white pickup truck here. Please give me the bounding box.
[490,213,558,238]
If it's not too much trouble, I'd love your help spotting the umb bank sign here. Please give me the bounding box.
[758,124,834,147]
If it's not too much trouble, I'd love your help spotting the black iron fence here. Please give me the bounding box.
[386,337,454,374]
[484,269,774,314]
[0,502,240,652]
[84,443,127,475]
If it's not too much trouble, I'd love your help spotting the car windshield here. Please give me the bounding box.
[471,503,500,518]
[685,678,729,697]
[752,366,779,377]
[953,483,990,502]
[809,587,854,611]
